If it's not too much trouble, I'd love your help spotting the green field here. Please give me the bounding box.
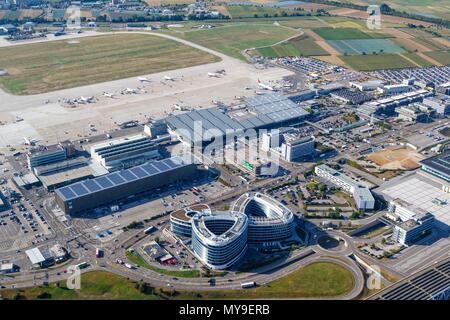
[177,24,301,60]
[313,27,389,40]
[126,251,201,278]
[340,53,420,71]
[226,5,296,19]
[424,50,450,65]
[258,34,329,57]
[0,262,354,300]
[0,33,220,95]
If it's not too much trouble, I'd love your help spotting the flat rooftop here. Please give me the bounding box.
[380,176,450,230]
[421,151,450,179]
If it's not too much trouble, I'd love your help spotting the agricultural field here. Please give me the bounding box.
[175,23,301,60]
[226,4,297,18]
[257,34,329,57]
[344,0,450,20]
[312,27,390,40]
[0,262,355,300]
[340,53,423,71]
[424,51,450,65]
[328,39,406,55]
[0,33,220,95]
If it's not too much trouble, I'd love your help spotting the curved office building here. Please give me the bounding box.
[170,204,211,237]
[191,211,248,270]
[233,192,294,244]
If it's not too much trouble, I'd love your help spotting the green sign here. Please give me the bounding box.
[242,161,254,171]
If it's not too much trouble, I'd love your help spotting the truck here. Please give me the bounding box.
[241,281,256,289]
[95,248,104,258]
[124,263,135,270]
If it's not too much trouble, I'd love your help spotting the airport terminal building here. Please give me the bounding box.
[55,156,196,215]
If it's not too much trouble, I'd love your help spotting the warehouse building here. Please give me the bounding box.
[90,134,160,172]
[55,156,196,215]
[315,164,375,211]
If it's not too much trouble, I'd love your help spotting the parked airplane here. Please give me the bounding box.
[208,72,221,78]
[164,75,175,81]
[138,76,152,83]
[257,79,275,91]
[121,88,137,94]
[23,137,38,146]
[79,96,94,103]
[103,92,115,98]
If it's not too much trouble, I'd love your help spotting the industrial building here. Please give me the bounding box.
[232,192,294,244]
[27,145,67,170]
[423,96,450,115]
[315,164,375,211]
[388,199,435,245]
[191,211,249,270]
[395,104,435,123]
[350,80,384,91]
[90,134,160,171]
[420,151,450,183]
[55,156,197,215]
[437,82,450,95]
[165,94,309,148]
[359,89,433,116]
[377,84,410,95]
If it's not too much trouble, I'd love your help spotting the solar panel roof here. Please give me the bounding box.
[55,156,189,201]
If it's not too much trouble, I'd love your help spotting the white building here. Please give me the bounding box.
[377,84,410,95]
[262,128,315,162]
[90,134,159,171]
[315,164,375,211]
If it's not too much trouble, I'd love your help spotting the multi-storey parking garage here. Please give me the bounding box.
[191,211,248,270]
[170,204,211,237]
[232,192,294,244]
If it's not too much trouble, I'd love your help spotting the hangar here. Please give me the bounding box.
[55,156,196,215]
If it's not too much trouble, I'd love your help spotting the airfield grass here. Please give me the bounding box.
[340,53,420,71]
[0,262,354,300]
[312,27,390,40]
[258,34,329,57]
[178,24,300,60]
[424,51,450,65]
[0,33,220,95]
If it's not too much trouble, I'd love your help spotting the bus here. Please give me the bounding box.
[76,261,89,269]
[144,226,156,234]
[241,281,256,289]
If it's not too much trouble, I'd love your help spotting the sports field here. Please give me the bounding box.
[178,24,301,60]
[328,39,406,55]
[257,34,329,57]
[312,27,389,40]
[0,34,220,95]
